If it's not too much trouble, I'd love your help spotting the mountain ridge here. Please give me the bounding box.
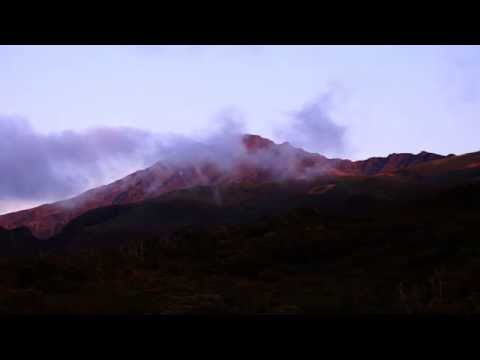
[0,134,454,238]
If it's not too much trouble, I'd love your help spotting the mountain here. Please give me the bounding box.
[394,150,480,184]
[0,134,450,239]
[3,135,480,314]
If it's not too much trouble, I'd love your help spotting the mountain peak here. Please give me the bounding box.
[241,134,275,153]
[418,150,440,156]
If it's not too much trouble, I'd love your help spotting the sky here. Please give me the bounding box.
[1,45,479,213]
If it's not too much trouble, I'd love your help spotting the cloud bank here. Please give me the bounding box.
[0,117,161,202]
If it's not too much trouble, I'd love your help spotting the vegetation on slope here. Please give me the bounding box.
[0,180,479,314]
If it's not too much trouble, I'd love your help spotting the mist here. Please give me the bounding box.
[0,114,248,211]
[0,117,160,202]
[0,96,348,214]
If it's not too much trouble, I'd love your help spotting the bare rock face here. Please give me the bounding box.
[242,134,275,153]
[0,134,447,238]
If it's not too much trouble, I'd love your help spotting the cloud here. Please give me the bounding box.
[276,92,346,155]
[0,113,248,207]
[0,117,162,202]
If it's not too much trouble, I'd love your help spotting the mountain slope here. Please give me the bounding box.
[0,226,39,256]
[0,134,447,238]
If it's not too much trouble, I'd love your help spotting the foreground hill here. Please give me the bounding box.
[0,134,446,239]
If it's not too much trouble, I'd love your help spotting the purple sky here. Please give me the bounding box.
[1,45,479,214]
